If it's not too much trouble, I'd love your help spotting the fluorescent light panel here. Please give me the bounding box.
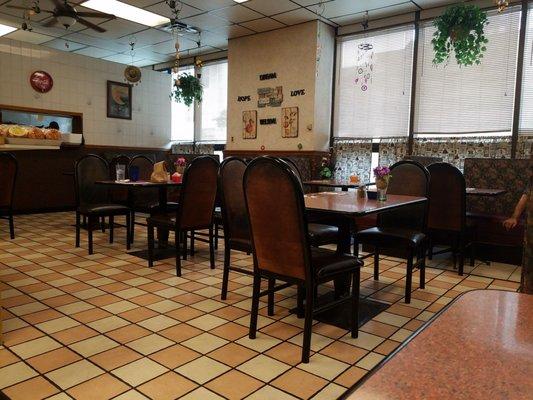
[233,0,250,3]
[0,23,17,37]
[82,0,169,27]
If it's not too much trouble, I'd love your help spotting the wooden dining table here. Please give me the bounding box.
[303,191,427,329]
[342,290,533,400]
[304,179,371,191]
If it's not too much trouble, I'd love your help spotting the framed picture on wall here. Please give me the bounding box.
[242,110,257,139]
[107,81,132,120]
[282,107,298,138]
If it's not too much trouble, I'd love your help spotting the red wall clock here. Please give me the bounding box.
[30,71,53,93]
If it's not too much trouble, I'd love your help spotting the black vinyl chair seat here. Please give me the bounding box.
[308,223,339,246]
[311,248,363,279]
[357,227,426,248]
[78,204,131,216]
[135,201,179,213]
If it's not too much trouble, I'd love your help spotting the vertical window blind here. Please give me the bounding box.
[198,60,228,143]
[334,25,414,139]
[414,8,521,135]
[171,66,195,142]
[519,3,533,134]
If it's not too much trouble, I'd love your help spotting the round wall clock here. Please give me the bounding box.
[30,71,54,93]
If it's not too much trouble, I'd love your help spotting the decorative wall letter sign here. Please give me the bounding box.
[290,89,306,97]
[238,95,251,102]
[242,110,257,139]
[259,72,277,81]
[260,118,277,125]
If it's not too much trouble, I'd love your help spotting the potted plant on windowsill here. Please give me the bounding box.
[432,3,489,66]
[171,73,203,106]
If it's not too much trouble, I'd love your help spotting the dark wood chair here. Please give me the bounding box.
[427,162,473,275]
[244,156,362,363]
[0,153,18,239]
[75,155,131,255]
[355,160,429,303]
[147,156,219,276]
[403,155,443,167]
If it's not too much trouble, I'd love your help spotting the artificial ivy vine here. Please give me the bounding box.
[432,4,489,66]
[170,73,203,107]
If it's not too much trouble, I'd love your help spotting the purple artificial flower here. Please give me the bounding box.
[174,157,187,167]
[373,166,391,178]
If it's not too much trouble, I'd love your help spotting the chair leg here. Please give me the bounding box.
[249,274,261,339]
[208,227,215,269]
[75,212,81,248]
[109,216,114,244]
[427,237,433,260]
[267,278,275,316]
[88,216,94,255]
[301,283,314,364]
[221,246,230,300]
[351,268,360,338]
[373,248,379,280]
[147,224,154,268]
[125,213,131,250]
[419,245,426,289]
[100,216,105,233]
[458,235,465,276]
[214,221,219,250]
[470,242,476,267]
[8,211,15,239]
[182,231,188,260]
[353,237,359,257]
[405,250,413,304]
[175,230,182,277]
[130,211,136,243]
[190,230,195,256]
[297,285,305,318]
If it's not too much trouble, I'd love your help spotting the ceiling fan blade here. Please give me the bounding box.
[51,0,63,7]
[6,5,31,10]
[42,17,58,27]
[76,17,106,33]
[76,12,116,19]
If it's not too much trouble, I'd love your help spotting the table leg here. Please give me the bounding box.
[156,186,169,246]
[334,217,352,297]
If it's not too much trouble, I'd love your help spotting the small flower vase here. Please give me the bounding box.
[376,177,388,202]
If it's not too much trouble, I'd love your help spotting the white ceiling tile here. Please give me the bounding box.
[211,5,263,23]
[4,29,53,44]
[150,36,198,54]
[86,19,146,40]
[73,46,116,58]
[272,8,318,25]
[61,32,126,51]
[120,28,172,47]
[291,0,334,6]
[412,0,458,9]
[0,0,61,22]
[180,13,229,30]
[331,2,418,25]
[209,24,254,38]
[199,31,228,49]
[120,0,162,7]
[240,17,285,32]
[181,0,236,12]
[307,0,410,19]
[42,38,87,51]
[244,0,299,16]
[145,2,203,19]
[102,53,133,64]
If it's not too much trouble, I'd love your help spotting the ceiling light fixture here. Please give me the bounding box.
[233,0,250,3]
[82,0,169,27]
[0,23,17,37]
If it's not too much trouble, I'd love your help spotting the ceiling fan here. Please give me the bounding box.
[7,0,116,32]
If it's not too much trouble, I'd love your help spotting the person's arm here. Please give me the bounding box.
[503,194,528,230]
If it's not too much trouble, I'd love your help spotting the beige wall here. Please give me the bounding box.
[226,21,334,152]
[0,37,172,148]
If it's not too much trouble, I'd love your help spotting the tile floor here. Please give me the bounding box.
[0,213,521,400]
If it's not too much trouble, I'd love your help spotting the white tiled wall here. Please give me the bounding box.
[0,38,172,148]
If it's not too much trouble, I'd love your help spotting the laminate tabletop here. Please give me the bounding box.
[95,180,182,187]
[343,290,533,400]
[304,192,426,217]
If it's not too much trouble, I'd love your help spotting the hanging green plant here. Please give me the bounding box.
[432,4,489,66]
[170,73,203,107]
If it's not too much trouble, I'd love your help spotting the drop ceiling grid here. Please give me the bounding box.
[0,0,458,67]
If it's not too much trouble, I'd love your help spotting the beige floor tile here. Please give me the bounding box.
[340,331,385,350]
[181,333,229,354]
[137,371,197,400]
[355,351,386,370]
[205,370,263,399]
[235,334,282,353]
[46,360,104,390]
[137,315,179,332]
[245,385,299,400]
[10,336,63,359]
[288,332,334,352]
[0,362,38,389]
[127,334,174,355]
[112,358,168,386]
[237,354,292,382]
[102,301,139,314]
[175,356,231,384]
[87,316,130,333]
[36,316,80,334]
[113,390,150,400]
[69,335,119,357]
[310,383,348,400]
[298,353,349,381]
[146,300,183,313]
[187,314,228,330]
[179,387,225,400]
[190,299,226,313]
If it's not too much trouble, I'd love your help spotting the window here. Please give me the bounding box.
[171,66,195,142]
[198,60,228,143]
[519,3,533,134]
[170,60,228,143]
[334,25,414,138]
[414,8,521,135]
